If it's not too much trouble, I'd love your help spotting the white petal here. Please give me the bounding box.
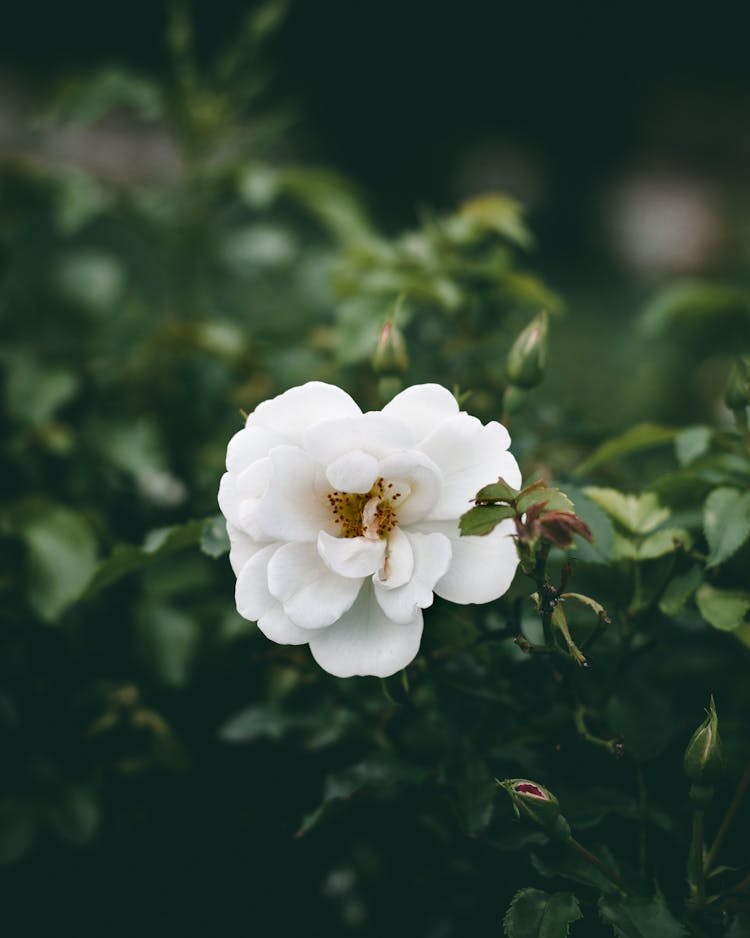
[303,412,413,465]
[375,526,414,590]
[267,541,363,630]
[257,605,311,646]
[234,456,272,499]
[218,472,242,528]
[227,522,265,577]
[235,544,279,621]
[416,518,519,604]
[308,585,423,678]
[381,383,460,443]
[419,415,522,520]
[374,531,452,624]
[377,450,442,524]
[254,445,337,542]
[236,457,274,539]
[246,381,361,443]
[226,425,286,473]
[318,531,386,578]
[235,545,310,644]
[325,450,379,493]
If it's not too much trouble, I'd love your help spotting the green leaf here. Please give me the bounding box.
[54,249,125,315]
[598,895,687,938]
[200,515,230,558]
[53,165,111,234]
[296,754,424,836]
[559,484,615,564]
[561,593,609,623]
[219,704,314,743]
[636,527,691,560]
[531,843,621,894]
[516,487,575,515]
[48,786,100,844]
[95,419,172,490]
[584,488,669,535]
[695,584,750,632]
[22,506,99,621]
[459,504,515,536]
[475,479,520,503]
[576,424,677,475]
[281,167,374,243]
[640,280,750,338]
[47,68,163,124]
[675,426,712,467]
[555,787,637,831]
[453,760,495,836]
[502,271,564,314]
[725,915,750,938]
[0,798,38,865]
[3,350,79,426]
[503,888,582,938]
[456,193,533,249]
[86,519,207,596]
[659,565,703,617]
[703,487,750,568]
[136,605,198,686]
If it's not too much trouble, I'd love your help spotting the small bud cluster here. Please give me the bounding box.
[461,477,609,669]
[461,476,593,550]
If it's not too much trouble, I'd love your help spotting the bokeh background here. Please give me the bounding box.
[2,2,750,935]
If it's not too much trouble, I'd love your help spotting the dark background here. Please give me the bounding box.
[4,0,750,254]
[3,5,750,936]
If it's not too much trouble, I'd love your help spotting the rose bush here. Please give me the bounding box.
[218,381,521,676]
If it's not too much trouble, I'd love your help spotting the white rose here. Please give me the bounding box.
[218,382,521,678]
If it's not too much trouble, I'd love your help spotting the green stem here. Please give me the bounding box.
[636,766,648,881]
[568,836,636,897]
[530,542,555,648]
[573,704,622,757]
[704,758,750,875]
[688,807,706,908]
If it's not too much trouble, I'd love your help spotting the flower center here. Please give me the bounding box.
[327,477,404,540]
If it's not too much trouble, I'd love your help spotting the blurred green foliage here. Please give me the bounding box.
[2,4,750,937]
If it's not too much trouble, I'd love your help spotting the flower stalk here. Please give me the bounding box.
[498,778,636,897]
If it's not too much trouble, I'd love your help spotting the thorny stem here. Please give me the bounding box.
[704,757,750,875]
[568,836,636,897]
[531,543,556,648]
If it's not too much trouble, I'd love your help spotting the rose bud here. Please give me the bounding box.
[506,310,549,389]
[499,778,562,830]
[373,319,409,374]
[684,695,723,786]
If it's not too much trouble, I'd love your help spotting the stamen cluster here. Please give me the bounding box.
[326,477,401,539]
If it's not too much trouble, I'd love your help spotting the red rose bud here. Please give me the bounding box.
[499,778,562,830]
[373,319,409,374]
[684,695,723,786]
[506,310,549,389]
